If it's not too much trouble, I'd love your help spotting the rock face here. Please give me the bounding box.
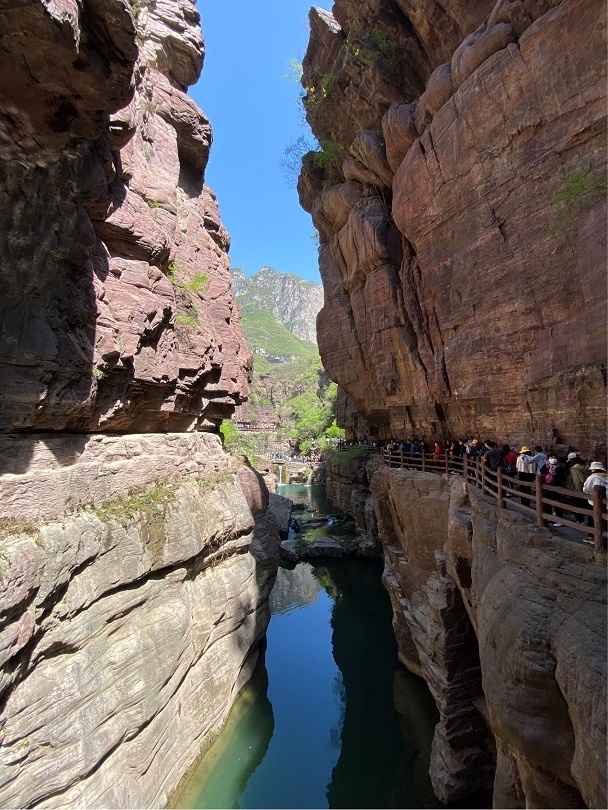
[300,0,607,456]
[325,456,607,807]
[0,0,251,434]
[0,435,280,809]
[231,266,323,345]
[0,2,276,808]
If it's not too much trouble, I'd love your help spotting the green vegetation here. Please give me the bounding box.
[176,311,198,328]
[179,273,209,294]
[321,72,336,98]
[310,139,341,169]
[147,199,162,209]
[550,169,607,231]
[368,27,398,74]
[93,484,175,527]
[0,518,39,541]
[87,365,106,381]
[276,362,343,453]
[283,59,303,84]
[166,260,209,294]
[302,139,343,188]
[220,420,265,467]
[239,304,317,360]
[324,444,370,465]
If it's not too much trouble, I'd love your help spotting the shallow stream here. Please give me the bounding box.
[170,485,441,809]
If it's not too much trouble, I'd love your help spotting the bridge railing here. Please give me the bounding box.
[382,449,607,554]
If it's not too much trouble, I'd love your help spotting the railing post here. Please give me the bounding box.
[399,450,404,469]
[421,451,426,472]
[497,467,505,509]
[463,453,468,483]
[481,459,486,493]
[445,452,449,475]
[475,458,481,489]
[535,475,546,527]
[593,485,606,553]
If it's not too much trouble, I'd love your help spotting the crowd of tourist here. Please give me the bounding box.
[342,436,607,543]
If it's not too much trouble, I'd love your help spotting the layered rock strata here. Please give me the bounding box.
[0,435,280,809]
[0,0,251,434]
[300,0,607,455]
[325,458,607,807]
[0,1,273,807]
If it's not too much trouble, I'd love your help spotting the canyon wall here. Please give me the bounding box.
[300,0,607,456]
[325,454,607,808]
[0,0,251,435]
[0,1,277,807]
[305,5,608,796]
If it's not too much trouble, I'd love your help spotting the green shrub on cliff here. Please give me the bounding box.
[367,27,397,74]
[550,169,607,230]
[94,484,175,526]
[324,445,369,465]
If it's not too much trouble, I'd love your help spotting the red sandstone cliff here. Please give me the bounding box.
[299,0,607,456]
[324,451,607,808]
[0,4,278,808]
[0,0,251,434]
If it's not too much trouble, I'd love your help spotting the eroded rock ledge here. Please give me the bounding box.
[0,435,280,809]
[0,0,251,434]
[325,454,607,807]
[300,0,606,455]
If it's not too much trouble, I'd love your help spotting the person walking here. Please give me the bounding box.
[525,445,549,475]
[484,441,506,472]
[566,452,590,524]
[582,462,608,543]
[516,446,535,508]
[545,454,567,526]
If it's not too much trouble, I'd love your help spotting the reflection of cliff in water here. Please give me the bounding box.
[270,563,323,616]
[171,653,274,809]
[320,560,441,810]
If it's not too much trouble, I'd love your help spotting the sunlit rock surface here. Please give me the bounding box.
[230,266,324,345]
[0,437,280,809]
[301,0,607,456]
[0,1,274,807]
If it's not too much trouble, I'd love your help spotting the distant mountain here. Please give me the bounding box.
[238,303,318,363]
[230,266,323,345]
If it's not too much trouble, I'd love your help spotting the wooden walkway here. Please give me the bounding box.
[342,445,607,555]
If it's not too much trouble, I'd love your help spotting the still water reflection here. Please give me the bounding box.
[171,486,440,809]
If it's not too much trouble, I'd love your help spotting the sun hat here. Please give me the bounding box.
[589,461,606,471]
[519,446,531,454]
[567,452,578,461]
[471,439,479,445]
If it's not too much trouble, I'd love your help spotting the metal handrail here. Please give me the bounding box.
[381,450,607,554]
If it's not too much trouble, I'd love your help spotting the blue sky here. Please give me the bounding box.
[191,1,332,284]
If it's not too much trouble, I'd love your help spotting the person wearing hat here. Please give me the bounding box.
[582,462,608,542]
[566,452,590,524]
[516,446,535,508]
[545,454,567,526]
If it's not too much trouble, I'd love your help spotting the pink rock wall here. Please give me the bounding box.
[0,0,251,434]
[300,0,607,456]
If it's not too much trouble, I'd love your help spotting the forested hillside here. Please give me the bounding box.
[225,267,343,459]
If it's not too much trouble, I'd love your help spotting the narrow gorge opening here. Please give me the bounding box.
[0,0,605,809]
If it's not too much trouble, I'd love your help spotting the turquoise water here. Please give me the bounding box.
[171,486,441,809]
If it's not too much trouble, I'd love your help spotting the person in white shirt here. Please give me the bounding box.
[516,446,535,508]
[582,462,608,543]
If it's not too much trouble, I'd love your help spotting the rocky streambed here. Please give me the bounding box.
[279,496,377,562]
